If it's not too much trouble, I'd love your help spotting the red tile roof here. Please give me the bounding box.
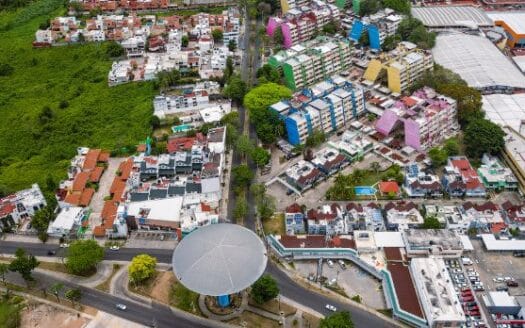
[286,203,302,214]
[118,159,133,181]
[90,166,104,183]
[110,178,127,202]
[79,188,95,207]
[167,137,196,153]
[279,235,326,248]
[379,181,400,194]
[72,172,90,192]
[83,149,101,171]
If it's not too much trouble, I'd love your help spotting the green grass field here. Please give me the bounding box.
[0,0,156,191]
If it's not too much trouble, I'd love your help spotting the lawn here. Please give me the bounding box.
[0,295,24,328]
[262,213,285,236]
[228,311,281,328]
[169,279,201,315]
[0,0,156,192]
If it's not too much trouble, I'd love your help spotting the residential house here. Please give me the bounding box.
[403,163,443,198]
[384,201,423,230]
[306,204,345,235]
[443,156,486,198]
[285,203,306,235]
[477,154,518,191]
[47,206,86,238]
[460,201,506,233]
[0,184,47,230]
[285,160,324,191]
[310,148,348,176]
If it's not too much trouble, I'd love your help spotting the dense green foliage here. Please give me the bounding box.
[129,254,157,284]
[422,216,442,229]
[320,311,354,328]
[1,0,32,11]
[8,248,39,282]
[223,74,247,103]
[360,0,410,16]
[256,64,281,84]
[66,240,105,276]
[211,28,223,43]
[243,83,292,145]
[397,17,436,49]
[464,119,505,159]
[232,164,254,187]
[305,130,326,148]
[251,274,279,304]
[428,138,460,167]
[0,294,25,328]
[65,288,82,305]
[233,193,248,222]
[0,2,155,191]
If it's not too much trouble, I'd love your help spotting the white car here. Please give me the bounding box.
[116,303,127,310]
[110,245,120,251]
[327,260,334,267]
[59,243,69,248]
[325,304,337,312]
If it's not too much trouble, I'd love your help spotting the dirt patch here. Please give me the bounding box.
[150,271,176,304]
[21,302,90,328]
[228,310,280,328]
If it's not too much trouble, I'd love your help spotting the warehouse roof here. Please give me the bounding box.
[433,33,525,90]
[483,94,525,132]
[411,6,493,28]
[487,12,525,35]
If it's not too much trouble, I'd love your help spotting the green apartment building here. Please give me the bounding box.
[268,36,353,91]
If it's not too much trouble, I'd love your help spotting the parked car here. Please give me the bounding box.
[116,303,127,310]
[496,286,509,292]
[47,250,56,256]
[461,296,474,302]
[507,280,519,287]
[338,260,346,270]
[325,304,337,312]
[513,251,525,257]
[327,260,334,268]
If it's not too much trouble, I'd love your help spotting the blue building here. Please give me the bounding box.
[269,78,366,145]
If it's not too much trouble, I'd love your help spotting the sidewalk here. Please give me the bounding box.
[34,261,114,289]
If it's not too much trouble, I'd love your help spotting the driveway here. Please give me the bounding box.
[88,157,122,228]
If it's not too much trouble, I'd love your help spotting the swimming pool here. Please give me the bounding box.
[172,124,193,133]
[354,186,377,196]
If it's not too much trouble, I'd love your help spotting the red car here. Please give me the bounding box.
[466,311,480,316]
[462,296,474,302]
[462,292,473,297]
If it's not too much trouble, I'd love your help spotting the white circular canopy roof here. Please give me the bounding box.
[172,224,268,296]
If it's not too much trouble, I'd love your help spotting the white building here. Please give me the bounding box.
[384,202,424,230]
[0,184,47,228]
[47,207,86,238]
[199,102,232,124]
[411,257,466,328]
[403,229,464,258]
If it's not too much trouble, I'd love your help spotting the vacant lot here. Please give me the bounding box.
[0,0,155,191]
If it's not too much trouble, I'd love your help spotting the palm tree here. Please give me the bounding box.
[65,288,81,307]
[370,162,380,175]
[49,283,64,303]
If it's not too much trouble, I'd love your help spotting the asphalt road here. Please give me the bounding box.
[3,270,214,328]
[1,241,393,327]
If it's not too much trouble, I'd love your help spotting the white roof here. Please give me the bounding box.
[127,197,183,223]
[487,291,518,307]
[481,234,525,251]
[411,6,492,28]
[374,231,405,247]
[487,12,525,35]
[512,56,525,73]
[483,94,525,132]
[433,33,525,89]
[49,207,83,231]
[460,235,474,251]
[504,126,525,176]
[172,223,267,296]
[201,177,220,194]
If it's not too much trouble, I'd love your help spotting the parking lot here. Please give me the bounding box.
[468,239,525,296]
[125,231,178,249]
[293,260,385,309]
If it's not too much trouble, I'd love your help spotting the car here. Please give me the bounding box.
[59,243,69,248]
[325,304,337,312]
[513,251,525,257]
[462,296,474,302]
[507,281,519,287]
[338,260,346,270]
[493,277,504,283]
[327,260,334,267]
[47,250,56,256]
[110,245,120,251]
[116,303,127,310]
[496,286,509,292]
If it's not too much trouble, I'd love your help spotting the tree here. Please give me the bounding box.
[228,39,237,52]
[49,282,64,302]
[320,311,354,328]
[256,64,281,84]
[128,254,157,285]
[358,32,369,47]
[236,135,254,158]
[223,74,247,103]
[322,21,338,35]
[464,118,505,159]
[250,183,267,203]
[105,41,125,58]
[438,84,483,127]
[181,35,189,48]
[65,288,81,306]
[382,34,401,51]
[383,0,411,14]
[273,26,284,47]
[0,263,8,284]
[220,112,240,129]
[443,138,460,157]
[251,274,279,304]
[359,0,381,16]
[150,115,161,129]
[212,29,223,43]
[232,164,254,187]
[428,147,448,167]
[251,147,270,167]
[233,195,248,223]
[305,130,326,148]
[422,216,442,229]
[224,57,234,81]
[397,17,435,50]
[243,83,292,144]
[31,207,55,238]
[8,248,39,282]
[370,162,380,174]
[257,194,276,220]
[65,240,104,276]
[225,123,239,150]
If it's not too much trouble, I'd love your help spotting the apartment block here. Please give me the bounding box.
[375,87,458,151]
[269,78,365,145]
[349,8,402,51]
[268,36,353,90]
[364,41,433,93]
[267,0,340,49]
